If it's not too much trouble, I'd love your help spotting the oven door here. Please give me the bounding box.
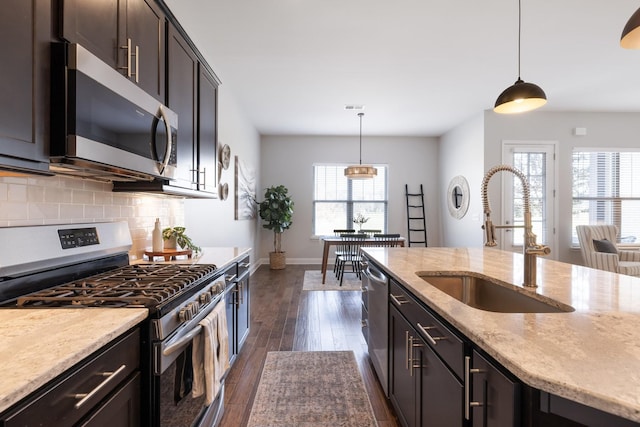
[154,298,225,427]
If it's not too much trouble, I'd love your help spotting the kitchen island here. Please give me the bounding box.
[362,246,640,423]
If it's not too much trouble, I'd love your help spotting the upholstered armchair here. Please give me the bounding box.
[576,225,640,277]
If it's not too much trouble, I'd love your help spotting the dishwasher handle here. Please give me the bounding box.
[363,263,387,285]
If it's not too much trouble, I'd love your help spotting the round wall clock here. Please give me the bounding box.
[447,175,470,219]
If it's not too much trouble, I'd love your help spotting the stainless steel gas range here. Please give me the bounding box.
[0,222,232,427]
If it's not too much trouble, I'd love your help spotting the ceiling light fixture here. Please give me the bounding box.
[344,113,377,180]
[621,7,640,49]
[494,0,547,114]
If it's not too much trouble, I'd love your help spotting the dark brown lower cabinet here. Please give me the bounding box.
[79,373,141,427]
[390,305,463,427]
[468,350,520,427]
[0,328,140,427]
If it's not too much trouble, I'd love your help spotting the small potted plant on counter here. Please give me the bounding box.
[162,226,201,252]
[259,185,294,269]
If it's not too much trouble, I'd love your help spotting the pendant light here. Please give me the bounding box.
[621,7,640,49]
[494,0,547,114]
[344,112,377,179]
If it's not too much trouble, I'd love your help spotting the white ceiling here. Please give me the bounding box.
[164,0,640,137]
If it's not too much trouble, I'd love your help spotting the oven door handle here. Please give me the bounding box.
[163,325,202,356]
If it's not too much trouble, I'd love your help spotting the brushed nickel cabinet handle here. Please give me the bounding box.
[409,335,423,377]
[73,364,127,409]
[417,322,447,346]
[133,44,139,83]
[390,294,408,305]
[119,38,132,78]
[405,330,410,371]
[464,356,484,420]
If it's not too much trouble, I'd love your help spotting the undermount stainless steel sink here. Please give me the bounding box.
[417,273,574,313]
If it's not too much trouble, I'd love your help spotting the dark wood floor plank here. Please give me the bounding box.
[218,264,398,427]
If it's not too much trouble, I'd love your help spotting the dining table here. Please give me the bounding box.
[320,235,405,284]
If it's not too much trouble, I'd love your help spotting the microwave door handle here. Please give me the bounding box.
[157,106,173,174]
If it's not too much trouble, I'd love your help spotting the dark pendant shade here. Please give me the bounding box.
[494,78,547,114]
[621,7,640,49]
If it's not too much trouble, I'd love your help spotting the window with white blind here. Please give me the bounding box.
[572,149,640,246]
[313,164,388,236]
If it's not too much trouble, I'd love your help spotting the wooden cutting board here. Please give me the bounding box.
[144,249,193,261]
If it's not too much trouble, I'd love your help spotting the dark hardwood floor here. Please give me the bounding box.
[220,264,399,427]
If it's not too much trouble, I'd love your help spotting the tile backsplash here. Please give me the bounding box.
[0,174,185,260]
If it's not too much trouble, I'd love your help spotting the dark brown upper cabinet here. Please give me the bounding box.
[0,0,52,175]
[197,65,219,195]
[167,23,198,191]
[61,0,165,102]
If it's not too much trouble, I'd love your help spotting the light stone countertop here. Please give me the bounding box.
[362,246,640,423]
[137,246,252,268]
[0,308,147,414]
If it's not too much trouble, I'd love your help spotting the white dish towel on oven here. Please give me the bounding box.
[192,297,230,405]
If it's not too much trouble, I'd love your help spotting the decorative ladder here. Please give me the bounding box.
[405,184,427,247]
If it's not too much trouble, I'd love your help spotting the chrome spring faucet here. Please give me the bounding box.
[481,165,550,287]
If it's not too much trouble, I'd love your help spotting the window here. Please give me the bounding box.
[313,164,388,236]
[572,149,640,246]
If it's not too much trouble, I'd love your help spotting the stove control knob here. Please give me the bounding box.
[200,292,211,304]
[191,301,200,315]
[179,306,193,322]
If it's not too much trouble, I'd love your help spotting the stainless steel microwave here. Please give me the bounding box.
[50,43,178,182]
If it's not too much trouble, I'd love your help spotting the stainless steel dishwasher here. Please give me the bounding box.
[361,255,389,396]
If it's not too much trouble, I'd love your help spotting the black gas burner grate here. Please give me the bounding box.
[16,264,217,308]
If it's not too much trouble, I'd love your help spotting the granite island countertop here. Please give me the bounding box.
[0,308,148,414]
[362,246,640,423]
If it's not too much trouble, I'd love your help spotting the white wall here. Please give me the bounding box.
[439,113,485,248]
[184,87,261,265]
[258,135,440,263]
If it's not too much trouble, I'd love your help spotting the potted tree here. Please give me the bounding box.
[259,185,294,269]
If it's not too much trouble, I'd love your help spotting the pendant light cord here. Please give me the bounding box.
[358,112,364,165]
[517,0,522,79]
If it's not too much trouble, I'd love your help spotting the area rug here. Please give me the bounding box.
[302,270,362,291]
[247,351,378,427]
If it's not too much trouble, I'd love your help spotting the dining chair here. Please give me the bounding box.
[359,229,382,237]
[335,233,367,285]
[332,229,356,276]
[373,233,402,247]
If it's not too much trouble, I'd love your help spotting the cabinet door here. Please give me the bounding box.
[389,305,418,427]
[236,273,250,351]
[125,0,165,101]
[225,283,238,363]
[0,0,50,174]
[419,342,463,427]
[79,372,141,427]
[470,350,520,427]
[61,0,120,69]
[167,24,197,190]
[61,0,164,101]
[197,66,218,193]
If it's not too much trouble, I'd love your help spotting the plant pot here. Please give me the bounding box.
[269,251,286,270]
[164,236,177,250]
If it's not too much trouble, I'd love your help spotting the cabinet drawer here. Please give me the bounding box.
[390,280,465,379]
[4,328,140,427]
